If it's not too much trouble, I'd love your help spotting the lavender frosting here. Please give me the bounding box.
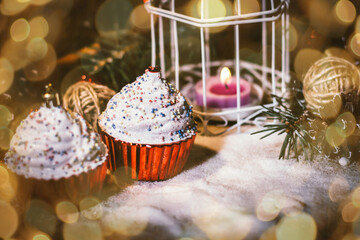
[5,105,107,180]
[98,69,197,144]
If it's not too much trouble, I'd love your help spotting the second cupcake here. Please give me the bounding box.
[98,67,197,181]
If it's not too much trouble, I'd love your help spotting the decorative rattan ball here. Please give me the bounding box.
[63,80,116,130]
[303,57,360,119]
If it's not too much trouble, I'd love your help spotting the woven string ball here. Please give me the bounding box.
[63,80,116,130]
[303,56,360,120]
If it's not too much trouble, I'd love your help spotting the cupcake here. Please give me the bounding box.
[98,67,197,181]
[4,105,108,203]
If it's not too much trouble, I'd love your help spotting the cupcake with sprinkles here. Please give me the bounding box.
[98,67,197,181]
[5,85,108,203]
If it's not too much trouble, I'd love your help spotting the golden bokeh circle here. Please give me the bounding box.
[0,58,14,95]
[10,18,30,42]
[79,197,103,220]
[335,112,356,138]
[1,40,29,70]
[352,187,360,207]
[342,202,360,222]
[0,105,13,127]
[24,43,57,82]
[63,221,102,240]
[294,48,324,81]
[325,122,346,148]
[0,200,18,238]
[0,127,14,150]
[33,233,51,240]
[130,4,153,31]
[335,0,356,24]
[56,201,79,223]
[29,16,49,39]
[26,37,49,62]
[0,0,30,16]
[325,47,355,63]
[350,33,360,57]
[276,212,317,240]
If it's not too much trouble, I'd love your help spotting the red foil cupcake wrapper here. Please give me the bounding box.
[100,131,196,181]
[13,160,108,205]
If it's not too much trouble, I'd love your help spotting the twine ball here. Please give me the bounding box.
[303,57,360,119]
[63,80,116,130]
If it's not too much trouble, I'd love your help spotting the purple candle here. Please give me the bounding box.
[195,67,251,108]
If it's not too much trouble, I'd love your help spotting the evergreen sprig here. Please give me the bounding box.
[252,95,319,160]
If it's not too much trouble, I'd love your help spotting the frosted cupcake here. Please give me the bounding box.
[5,105,108,203]
[98,67,197,181]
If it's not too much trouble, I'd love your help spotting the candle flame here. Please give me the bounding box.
[220,67,232,85]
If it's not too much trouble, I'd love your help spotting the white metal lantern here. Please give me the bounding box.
[144,0,290,136]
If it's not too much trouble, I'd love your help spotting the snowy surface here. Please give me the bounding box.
[97,128,360,239]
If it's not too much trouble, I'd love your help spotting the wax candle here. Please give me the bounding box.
[195,67,251,108]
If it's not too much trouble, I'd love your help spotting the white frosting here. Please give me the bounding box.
[5,105,107,180]
[98,69,197,144]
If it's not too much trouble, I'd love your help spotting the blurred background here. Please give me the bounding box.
[1,0,360,238]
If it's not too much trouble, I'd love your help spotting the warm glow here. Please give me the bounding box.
[220,67,232,85]
[0,200,18,238]
[350,33,360,57]
[10,18,30,42]
[276,213,317,240]
[56,201,79,223]
[335,0,356,24]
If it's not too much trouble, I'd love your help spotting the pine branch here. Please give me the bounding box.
[252,94,319,160]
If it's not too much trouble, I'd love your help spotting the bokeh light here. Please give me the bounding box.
[349,33,360,58]
[10,18,30,42]
[0,127,14,150]
[335,0,356,24]
[56,201,79,223]
[79,197,103,220]
[234,0,260,15]
[256,191,286,222]
[325,122,346,148]
[32,233,51,240]
[342,202,360,223]
[0,165,16,202]
[325,47,355,63]
[352,187,360,207]
[0,58,14,95]
[102,207,148,237]
[1,39,29,70]
[328,177,349,202]
[0,200,18,238]
[130,4,153,31]
[0,105,13,127]
[356,16,360,33]
[276,23,298,52]
[0,0,30,16]
[63,221,102,240]
[24,43,57,82]
[95,0,133,39]
[294,48,324,80]
[25,199,58,236]
[26,37,49,62]
[335,112,356,138]
[192,197,252,239]
[197,0,227,19]
[29,16,49,39]
[276,212,317,240]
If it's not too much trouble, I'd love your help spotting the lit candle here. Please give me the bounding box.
[195,67,251,108]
